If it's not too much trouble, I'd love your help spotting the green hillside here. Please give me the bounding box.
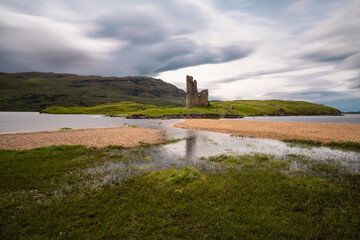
[0,72,186,111]
[42,100,341,116]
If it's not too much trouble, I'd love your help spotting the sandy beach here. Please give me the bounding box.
[175,119,360,143]
[0,127,165,150]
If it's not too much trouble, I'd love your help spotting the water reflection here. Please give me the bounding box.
[185,131,197,159]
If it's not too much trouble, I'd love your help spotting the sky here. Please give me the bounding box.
[0,0,359,111]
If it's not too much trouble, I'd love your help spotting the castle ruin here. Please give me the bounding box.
[186,75,209,108]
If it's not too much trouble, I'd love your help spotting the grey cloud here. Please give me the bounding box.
[0,18,93,72]
[340,53,360,70]
[264,89,356,102]
[88,1,255,76]
[214,66,298,84]
[348,77,360,89]
[299,50,355,63]
[154,45,253,73]
[0,0,254,76]
[264,90,338,100]
[292,0,360,69]
[153,39,194,62]
[96,14,168,45]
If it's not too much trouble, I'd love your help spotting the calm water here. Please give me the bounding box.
[1,112,359,174]
[1,112,359,134]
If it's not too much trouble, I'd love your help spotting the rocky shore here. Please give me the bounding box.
[126,113,243,119]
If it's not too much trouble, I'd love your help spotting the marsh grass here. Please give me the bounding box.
[284,139,360,152]
[59,127,72,131]
[327,141,360,152]
[1,146,359,239]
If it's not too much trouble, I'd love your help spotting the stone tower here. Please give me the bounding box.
[186,75,209,108]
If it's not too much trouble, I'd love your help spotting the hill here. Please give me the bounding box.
[0,72,186,111]
[41,100,341,117]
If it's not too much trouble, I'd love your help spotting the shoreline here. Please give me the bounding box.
[175,119,360,143]
[0,126,166,150]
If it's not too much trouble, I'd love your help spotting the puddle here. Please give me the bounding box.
[128,119,359,168]
[77,119,359,187]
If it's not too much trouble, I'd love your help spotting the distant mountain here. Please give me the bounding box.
[0,72,186,111]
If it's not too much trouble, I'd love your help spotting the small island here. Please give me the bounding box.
[39,75,341,118]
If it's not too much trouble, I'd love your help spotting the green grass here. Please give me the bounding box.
[284,139,360,152]
[42,99,341,116]
[42,101,159,114]
[59,127,72,131]
[147,167,203,186]
[1,145,359,239]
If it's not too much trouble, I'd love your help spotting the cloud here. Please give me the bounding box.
[286,0,312,14]
[153,44,253,74]
[93,0,255,75]
[0,6,123,73]
[0,0,255,76]
[290,0,360,72]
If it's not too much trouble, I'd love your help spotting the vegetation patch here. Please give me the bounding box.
[1,146,359,239]
[59,127,72,131]
[41,101,159,114]
[327,141,360,152]
[42,99,340,117]
[284,139,360,152]
[209,153,288,170]
[147,167,202,186]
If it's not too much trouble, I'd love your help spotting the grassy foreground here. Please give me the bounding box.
[41,99,341,116]
[1,144,359,239]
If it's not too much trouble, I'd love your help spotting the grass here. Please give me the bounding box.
[147,167,203,186]
[42,101,159,114]
[41,99,341,116]
[59,127,72,131]
[1,144,359,239]
[284,139,360,152]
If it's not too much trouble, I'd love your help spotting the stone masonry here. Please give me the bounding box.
[186,75,209,108]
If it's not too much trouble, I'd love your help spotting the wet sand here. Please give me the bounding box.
[175,119,360,143]
[0,127,165,150]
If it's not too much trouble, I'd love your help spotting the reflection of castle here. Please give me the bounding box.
[186,75,209,108]
[185,135,196,159]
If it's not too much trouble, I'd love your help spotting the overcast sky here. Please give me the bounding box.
[0,0,359,111]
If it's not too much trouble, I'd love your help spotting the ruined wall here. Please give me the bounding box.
[186,75,209,108]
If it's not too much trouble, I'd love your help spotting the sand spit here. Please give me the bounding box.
[175,119,360,143]
[0,127,166,150]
